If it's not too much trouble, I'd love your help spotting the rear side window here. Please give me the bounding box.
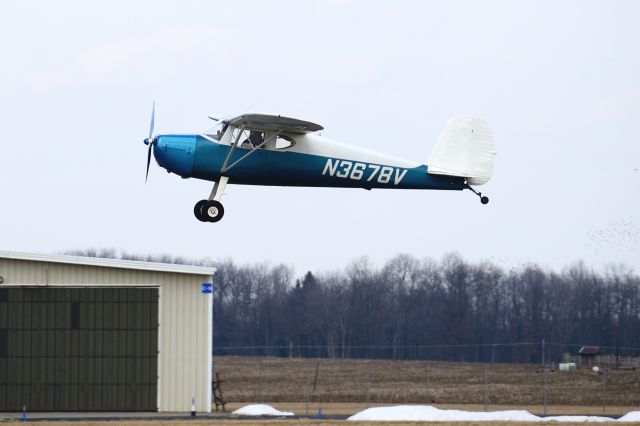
[275,135,296,150]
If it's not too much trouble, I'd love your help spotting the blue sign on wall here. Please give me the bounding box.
[201,283,213,294]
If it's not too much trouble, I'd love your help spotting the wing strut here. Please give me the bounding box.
[220,125,245,173]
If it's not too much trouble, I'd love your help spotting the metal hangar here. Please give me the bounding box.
[0,251,214,412]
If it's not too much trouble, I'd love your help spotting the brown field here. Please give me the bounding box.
[3,357,639,425]
[213,356,640,407]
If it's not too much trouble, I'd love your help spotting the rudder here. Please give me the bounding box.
[427,117,496,185]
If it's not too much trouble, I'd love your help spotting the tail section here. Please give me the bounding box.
[427,117,496,185]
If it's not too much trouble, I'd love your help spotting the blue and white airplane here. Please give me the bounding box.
[144,107,496,222]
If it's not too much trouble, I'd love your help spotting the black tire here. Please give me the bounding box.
[201,200,225,222]
[480,196,489,205]
[194,200,208,222]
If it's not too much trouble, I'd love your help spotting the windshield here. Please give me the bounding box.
[203,121,227,141]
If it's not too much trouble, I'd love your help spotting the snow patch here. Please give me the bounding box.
[347,405,624,422]
[232,404,294,416]
[618,411,640,422]
[543,415,614,422]
[347,405,540,422]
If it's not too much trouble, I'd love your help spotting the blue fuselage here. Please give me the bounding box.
[153,134,465,191]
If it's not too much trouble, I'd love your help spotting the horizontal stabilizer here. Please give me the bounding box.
[427,117,496,185]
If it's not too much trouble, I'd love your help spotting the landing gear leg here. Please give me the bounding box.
[465,184,489,205]
[194,176,229,222]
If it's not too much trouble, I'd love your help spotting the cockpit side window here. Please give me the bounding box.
[237,129,265,148]
[247,131,264,148]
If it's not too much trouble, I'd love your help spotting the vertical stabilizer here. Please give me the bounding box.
[427,117,496,185]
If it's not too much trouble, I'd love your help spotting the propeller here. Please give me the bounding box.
[144,101,155,183]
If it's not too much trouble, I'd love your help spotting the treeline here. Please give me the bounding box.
[65,249,640,363]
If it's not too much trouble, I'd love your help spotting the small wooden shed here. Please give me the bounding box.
[579,346,600,368]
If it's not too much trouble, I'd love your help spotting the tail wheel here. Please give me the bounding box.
[480,196,489,205]
[194,200,208,222]
[201,200,225,222]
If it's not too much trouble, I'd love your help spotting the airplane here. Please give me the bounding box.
[143,105,496,223]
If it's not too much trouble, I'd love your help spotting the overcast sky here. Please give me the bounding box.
[1,1,638,275]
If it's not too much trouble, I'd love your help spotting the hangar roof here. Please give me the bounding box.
[0,250,214,276]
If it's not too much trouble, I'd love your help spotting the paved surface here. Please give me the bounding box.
[0,411,625,423]
[0,411,347,422]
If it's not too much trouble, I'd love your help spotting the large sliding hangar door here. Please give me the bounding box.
[0,252,214,412]
[0,287,158,411]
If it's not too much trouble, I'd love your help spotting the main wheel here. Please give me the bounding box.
[480,196,489,205]
[194,200,208,222]
[201,200,225,222]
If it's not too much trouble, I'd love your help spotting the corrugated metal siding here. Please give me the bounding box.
[0,287,158,411]
[157,271,212,412]
[0,258,213,412]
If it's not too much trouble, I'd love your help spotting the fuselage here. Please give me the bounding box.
[152,132,465,191]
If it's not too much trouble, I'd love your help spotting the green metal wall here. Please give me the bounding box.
[0,287,158,411]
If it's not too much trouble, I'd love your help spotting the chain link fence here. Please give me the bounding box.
[212,342,640,413]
